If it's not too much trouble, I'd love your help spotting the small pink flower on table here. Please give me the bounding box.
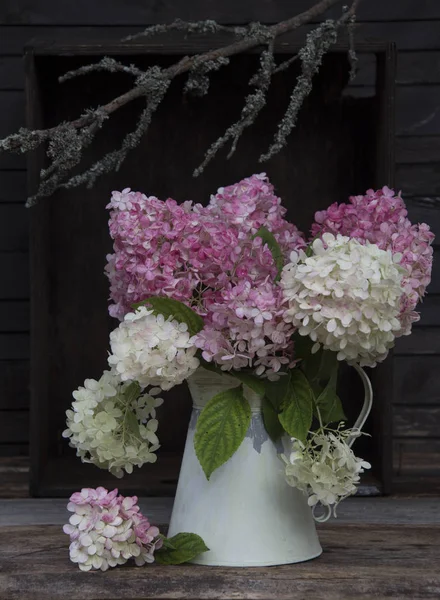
[63,487,163,571]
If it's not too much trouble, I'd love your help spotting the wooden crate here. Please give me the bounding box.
[26,38,396,496]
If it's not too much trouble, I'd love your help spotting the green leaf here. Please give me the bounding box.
[133,296,204,337]
[316,350,338,387]
[121,382,142,436]
[299,350,323,395]
[229,371,265,397]
[279,370,314,443]
[262,396,284,442]
[289,369,316,405]
[293,333,338,395]
[252,226,284,281]
[194,385,251,479]
[263,372,291,410]
[305,234,319,257]
[315,366,346,425]
[125,410,140,436]
[292,333,316,364]
[123,381,141,404]
[158,535,176,550]
[198,356,225,377]
[198,358,265,397]
[155,533,209,565]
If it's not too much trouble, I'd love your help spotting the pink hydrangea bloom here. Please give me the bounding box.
[197,279,294,375]
[106,175,306,376]
[311,187,435,333]
[208,173,306,255]
[63,487,162,571]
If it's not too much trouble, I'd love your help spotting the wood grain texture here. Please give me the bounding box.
[0,360,29,409]
[397,136,440,164]
[348,85,440,135]
[0,410,28,443]
[1,0,440,25]
[354,51,440,87]
[395,356,440,404]
[5,51,440,93]
[0,524,439,599]
[0,57,23,89]
[393,474,440,494]
[0,302,29,331]
[396,86,440,135]
[394,438,440,475]
[394,327,440,354]
[0,204,28,251]
[0,92,24,131]
[0,171,27,202]
[404,196,440,239]
[396,51,440,85]
[0,444,28,459]
[415,295,440,326]
[0,334,29,359]
[2,496,440,526]
[394,406,440,437]
[0,253,29,298]
[0,455,28,493]
[2,21,440,56]
[397,164,440,196]
[0,91,25,169]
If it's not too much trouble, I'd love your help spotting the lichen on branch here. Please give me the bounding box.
[0,0,361,206]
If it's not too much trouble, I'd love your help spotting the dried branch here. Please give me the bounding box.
[347,11,359,80]
[184,56,230,97]
[122,18,248,42]
[274,54,299,74]
[260,22,341,162]
[61,70,170,191]
[194,41,276,176]
[261,1,360,162]
[59,57,145,83]
[0,0,361,206]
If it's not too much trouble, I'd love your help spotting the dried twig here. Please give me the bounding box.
[260,3,358,163]
[0,0,361,205]
[194,40,276,176]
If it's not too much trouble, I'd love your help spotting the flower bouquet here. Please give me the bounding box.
[63,174,434,568]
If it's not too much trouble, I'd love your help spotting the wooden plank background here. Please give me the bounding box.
[0,0,439,491]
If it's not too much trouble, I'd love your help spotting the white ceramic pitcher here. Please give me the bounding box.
[167,365,372,567]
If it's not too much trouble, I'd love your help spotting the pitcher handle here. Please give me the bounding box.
[313,363,373,523]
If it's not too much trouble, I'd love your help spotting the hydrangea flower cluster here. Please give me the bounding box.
[311,187,435,334]
[63,487,162,571]
[207,172,306,255]
[108,306,200,390]
[106,174,306,377]
[196,279,294,376]
[282,427,371,514]
[282,233,405,367]
[63,370,163,477]
[63,177,434,532]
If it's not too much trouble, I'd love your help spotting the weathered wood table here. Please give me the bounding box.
[0,497,439,599]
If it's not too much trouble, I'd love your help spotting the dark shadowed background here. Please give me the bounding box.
[0,0,439,494]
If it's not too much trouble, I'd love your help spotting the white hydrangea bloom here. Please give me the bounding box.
[108,306,200,390]
[63,370,163,477]
[281,428,371,514]
[281,233,405,367]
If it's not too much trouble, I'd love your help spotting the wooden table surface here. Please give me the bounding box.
[1,498,439,599]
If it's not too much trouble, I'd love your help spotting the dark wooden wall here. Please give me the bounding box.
[0,1,439,491]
